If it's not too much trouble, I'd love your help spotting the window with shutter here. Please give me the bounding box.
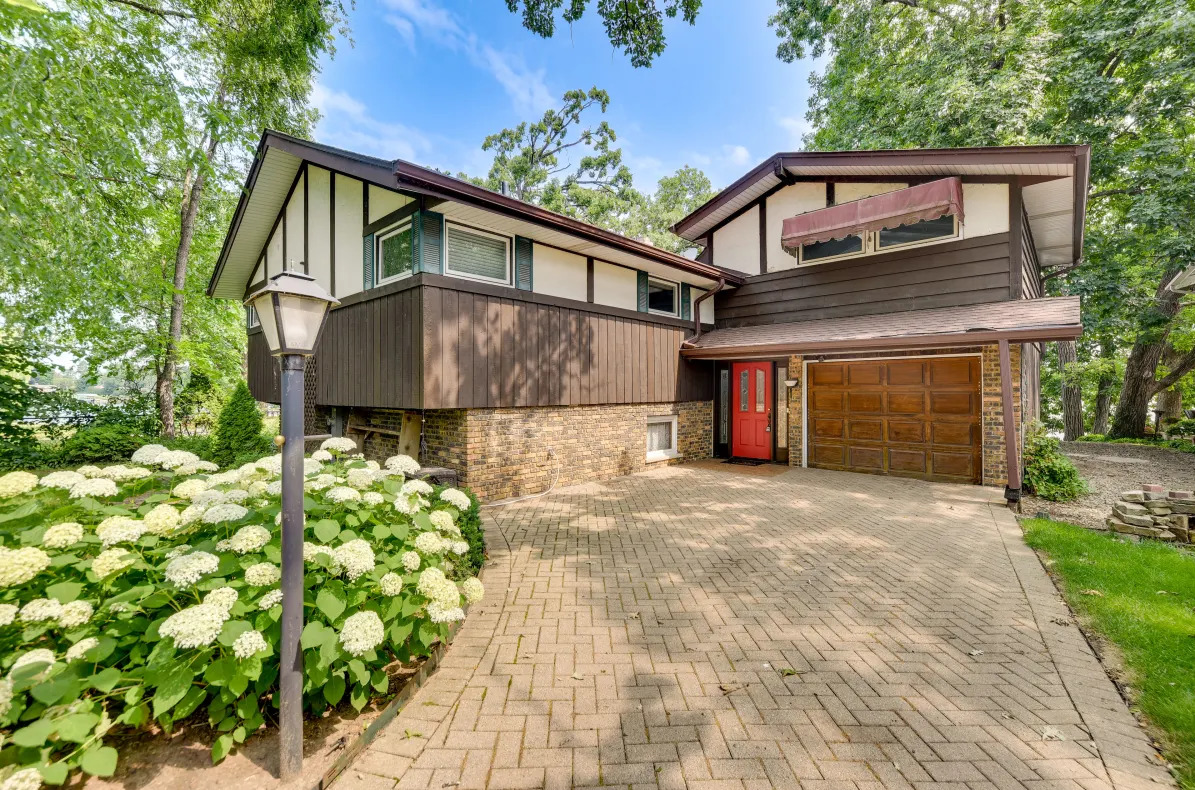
[445,222,510,284]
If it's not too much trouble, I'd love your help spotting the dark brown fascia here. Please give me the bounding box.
[390,162,745,286]
[679,323,1084,360]
[671,145,1092,259]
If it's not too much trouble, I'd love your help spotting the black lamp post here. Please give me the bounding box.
[244,271,338,781]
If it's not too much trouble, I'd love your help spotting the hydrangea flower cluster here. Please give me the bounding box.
[172,479,210,500]
[258,589,284,610]
[143,504,181,536]
[69,478,118,500]
[0,472,38,499]
[244,562,280,586]
[42,522,84,549]
[320,437,358,455]
[233,629,268,660]
[159,602,229,649]
[223,525,271,554]
[91,548,135,578]
[333,540,375,581]
[384,454,420,475]
[202,503,248,525]
[380,573,403,596]
[338,611,384,657]
[346,468,374,489]
[0,546,51,587]
[95,516,146,547]
[164,551,219,587]
[65,637,99,662]
[325,486,361,504]
[38,470,85,491]
[439,487,471,511]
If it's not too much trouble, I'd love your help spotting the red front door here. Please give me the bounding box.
[731,362,772,460]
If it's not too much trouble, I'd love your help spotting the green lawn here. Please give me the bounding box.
[1023,518,1195,789]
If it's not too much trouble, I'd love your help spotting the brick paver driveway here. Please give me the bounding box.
[339,465,1173,790]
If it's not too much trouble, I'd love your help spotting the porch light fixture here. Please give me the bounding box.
[784,379,799,388]
[243,270,338,781]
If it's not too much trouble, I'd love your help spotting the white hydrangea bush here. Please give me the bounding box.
[0,444,484,784]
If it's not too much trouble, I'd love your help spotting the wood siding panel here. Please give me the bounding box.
[247,332,280,403]
[420,284,710,407]
[1020,210,1042,299]
[715,233,1014,328]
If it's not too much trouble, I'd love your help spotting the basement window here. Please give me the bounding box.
[646,415,679,462]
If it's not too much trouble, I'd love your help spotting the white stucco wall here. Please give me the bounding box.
[835,182,907,203]
[368,185,409,223]
[532,244,588,300]
[306,166,332,290]
[593,260,638,311]
[765,182,826,273]
[284,172,305,273]
[334,173,364,297]
[265,223,283,279]
[711,204,760,274]
[689,287,715,324]
[960,182,1009,238]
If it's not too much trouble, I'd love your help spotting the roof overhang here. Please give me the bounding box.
[208,131,746,298]
[671,145,1091,269]
[680,297,1082,360]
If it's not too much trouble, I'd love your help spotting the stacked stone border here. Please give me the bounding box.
[1107,484,1195,543]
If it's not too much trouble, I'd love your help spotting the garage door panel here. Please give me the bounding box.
[887,361,925,386]
[931,392,974,415]
[932,451,975,479]
[888,421,925,444]
[848,364,881,385]
[848,420,883,441]
[888,448,927,473]
[808,357,980,484]
[848,392,883,413]
[932,423,974,446]
[888,392,925,414]
[848,446,884,470]
[930,358,976,386]
[813,418,844,439]
[810,390,844,411]
[811,443,845,466]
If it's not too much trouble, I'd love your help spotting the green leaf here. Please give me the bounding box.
[389,619,413,647]
[313,519,340,543]
[12,718,56,747]
[38,762,69,786]
[373,524,391,540]
[232,725,247,743]
[229,672,248,696]
[372,670,389,693]
[413,512,434,532]
[55,712,100,742]
[174,685,207,721]
[236,694,258,720]
[212,732,234,764]
[0,501,38,523]
[323,673,346,706]
[350,683,368,711]
[204,658,235,687]
[89,667,122,693]
[80,746,118,777]
[44,581,83,603]
[300,620,329,649]
[418,622,438,647]
[218,620,254,647]
[316,587,346,621]
[31,675,76,705]
[347,659,370,686]
[151,663,194,719]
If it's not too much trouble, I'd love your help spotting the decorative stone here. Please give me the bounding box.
[1170,514,1190,529]
[1169,503,1195,514]
[1113,501,1148,517]
[1107,518,1136,534]
[1119,512,1156,528]
[1145,504,1172,516]
[1120,491,1145,502]
[1168,490,1193,500]
[1143,484,1165,493]
[1156,530,1178,542]
[1144,491,1168,501]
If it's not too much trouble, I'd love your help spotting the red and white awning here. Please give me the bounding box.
[781,177,965,253]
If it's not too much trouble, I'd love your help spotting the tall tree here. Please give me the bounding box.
[1057,341,1084,440]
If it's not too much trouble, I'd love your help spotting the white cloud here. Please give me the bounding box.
[381,0,554,115]
[723,144,751,167]
[311,84,429,161]
[777,115,812,149]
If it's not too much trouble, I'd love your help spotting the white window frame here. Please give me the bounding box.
[444,221,512,285]
[646,277,679,317]
[376,220,414,286]
[646,415,680,463]
[247,304,259,329]
[795,214,960,267]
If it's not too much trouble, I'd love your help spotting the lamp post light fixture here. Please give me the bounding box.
[244,271,338,781]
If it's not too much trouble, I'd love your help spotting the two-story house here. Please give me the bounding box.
[208,132,1087,501]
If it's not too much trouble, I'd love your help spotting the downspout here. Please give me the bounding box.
[682,278,725,347]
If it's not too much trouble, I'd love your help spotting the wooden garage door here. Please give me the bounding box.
[807,357,981,484]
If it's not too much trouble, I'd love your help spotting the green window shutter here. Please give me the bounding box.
[680,283,692,320]
[514,236,533,290]
[636,271,649,312]
[363,233,375,289]
[413,210,444,274]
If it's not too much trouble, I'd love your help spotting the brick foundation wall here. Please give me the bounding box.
[348,401,712,501]
[784,345,1024,487]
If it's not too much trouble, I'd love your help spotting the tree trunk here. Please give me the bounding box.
[1058,340,1084,440]
[1091,340,1116,435]
[1108,267,1183,438]
[1158,388,1183,430]
[156,127,220,437]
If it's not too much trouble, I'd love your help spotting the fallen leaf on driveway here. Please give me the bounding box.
[719,683,744,695]
[778,668,801,677]
[404,729,422,739]
[1041,726,1066,741]
[571,672,584,681]
[967,649,984,657]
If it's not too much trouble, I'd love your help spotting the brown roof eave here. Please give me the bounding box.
[392,163,747,286]
[679,324,1084,360]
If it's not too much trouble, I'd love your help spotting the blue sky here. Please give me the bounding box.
[312,0,821,192]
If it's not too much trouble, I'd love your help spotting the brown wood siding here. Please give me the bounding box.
[313,285,424,409]
[1020,210,1042,299]
[247,331,281,403]
[714,233,1013,328]
[421,284,711,408]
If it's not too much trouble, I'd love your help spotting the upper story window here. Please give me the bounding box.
[445,222,510,284]
[377,221,413,284]
[247,304,260,329]
[797,214,958,265]
[647,277,678,316]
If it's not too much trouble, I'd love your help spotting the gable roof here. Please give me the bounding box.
[672,145,1091,269]
[207,131,746,299]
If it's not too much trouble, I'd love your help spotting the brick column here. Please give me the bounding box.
[981,343,1021,487]
[787,355,804,466]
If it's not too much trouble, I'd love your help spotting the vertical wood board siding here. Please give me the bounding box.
[247,332,280,404]
[714,233,1013,328]
[1020,210,1042,299]
[421,285,711,408]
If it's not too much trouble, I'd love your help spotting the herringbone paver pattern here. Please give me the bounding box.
[336,465,1173,790]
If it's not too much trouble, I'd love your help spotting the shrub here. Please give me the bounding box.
[56,424,145,466]
[0,444,483,784]
[161,434,214,461]
[1165,418,1195,437]
[1075,434,1105,442]
[209,382,271,468]
[450,488,485,577]
[1023,423,1088,502]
